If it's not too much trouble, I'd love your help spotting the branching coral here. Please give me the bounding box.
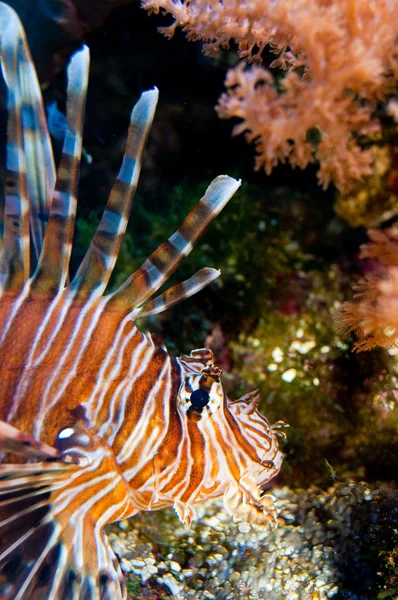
[216,63,377,191]
[336,228,398,350]
[142,0,398,191]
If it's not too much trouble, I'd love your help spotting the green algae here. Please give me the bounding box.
[227,248,398,488]
[335,145,398,228]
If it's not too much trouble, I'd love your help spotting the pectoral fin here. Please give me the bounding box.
[0,421,140,599]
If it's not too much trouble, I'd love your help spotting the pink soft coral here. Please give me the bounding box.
[142,0,398,191]
[216,63,377,191]
[336,229,398,350]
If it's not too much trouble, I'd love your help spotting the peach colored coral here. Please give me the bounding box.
[143,0,398,191]
[336,229,398,350]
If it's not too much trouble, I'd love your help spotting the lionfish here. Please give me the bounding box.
[0,4,285,599]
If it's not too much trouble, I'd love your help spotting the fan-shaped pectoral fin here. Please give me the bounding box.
[0,419,148,599]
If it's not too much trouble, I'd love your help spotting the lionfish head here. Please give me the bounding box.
[177,348,285,501]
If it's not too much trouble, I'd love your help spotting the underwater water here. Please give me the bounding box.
[1,1,398,599]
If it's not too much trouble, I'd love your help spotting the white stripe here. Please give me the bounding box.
[103,334,155,444]
[7,288,73,423]
[14,527,62,600]
[34,295,106,438]
[0,279,30,334]
[47,543,69,600]
[106,334,156,447]
[117,356,171,464]
[89,315,138,422]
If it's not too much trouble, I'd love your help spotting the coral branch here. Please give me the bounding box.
[143,0,398,191]
[336,229,398,350]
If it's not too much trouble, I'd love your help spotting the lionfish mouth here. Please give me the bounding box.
[228,389,288,481]
[221,390,285,528]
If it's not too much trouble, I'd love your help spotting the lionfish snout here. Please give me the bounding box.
[226,390,286,484]
[177,348,285,497]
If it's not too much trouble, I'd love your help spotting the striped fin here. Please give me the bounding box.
[108,175,241,312]
[13,8,55,259]
[133,266,220,318]
[0,3,55,268]
[0,420,60,460]
[31,45,89,295]
[71,88,159,299]
[0,421,137,600]
[0,4,30,292]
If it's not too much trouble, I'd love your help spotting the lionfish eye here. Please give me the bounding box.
[190,388,210,409]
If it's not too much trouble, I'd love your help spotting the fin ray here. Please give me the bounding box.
[16,13,55,260]
[108,175,241,311]
[0,3,55,282]
[71,88,159,298]
[0,420,60,460]
[133,266,220,318]
[31,45,89,294]
[0,4,30,291]
[0,421,132,599]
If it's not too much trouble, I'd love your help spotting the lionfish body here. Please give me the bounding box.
[0,5,284,599]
